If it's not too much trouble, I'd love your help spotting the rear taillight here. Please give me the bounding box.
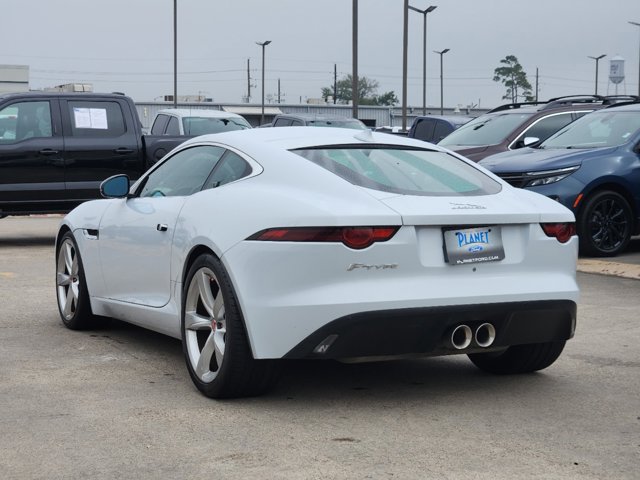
[541,223,576,243]
[247,226,399,250]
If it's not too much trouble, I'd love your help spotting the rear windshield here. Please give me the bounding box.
[439,112,533,146]
[182,116,250,135]
[292,146,501,196]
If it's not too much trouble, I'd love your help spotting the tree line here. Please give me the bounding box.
[319,55,534,108]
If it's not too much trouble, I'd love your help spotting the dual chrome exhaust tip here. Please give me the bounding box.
[451,323,496,350]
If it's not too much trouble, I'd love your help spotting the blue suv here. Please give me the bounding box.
[479,102,640,256]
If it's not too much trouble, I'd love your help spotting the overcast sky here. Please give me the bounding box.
[3,0,639,109]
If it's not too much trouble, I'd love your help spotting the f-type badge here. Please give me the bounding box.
[449,202,487,210]
[347,263,398,271]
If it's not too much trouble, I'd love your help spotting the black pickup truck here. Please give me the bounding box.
[0,92,189,217]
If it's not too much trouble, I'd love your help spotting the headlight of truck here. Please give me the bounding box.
[525,165,580,187]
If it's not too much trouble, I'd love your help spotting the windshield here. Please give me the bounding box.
[541,110,640,149]
[307,119,367,130]
[438,112,533,146]
[182,116,251,135]
[292,146,501,196]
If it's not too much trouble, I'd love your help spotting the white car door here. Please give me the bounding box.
[98,145,226,307]
[98,196,185,306]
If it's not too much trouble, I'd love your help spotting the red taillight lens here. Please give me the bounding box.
[342,227,374,249]
[248,226,399,249]
[541,223,576,243]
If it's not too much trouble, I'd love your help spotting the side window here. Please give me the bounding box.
[273,118,293,127]
[165,116,180,135]
[203,151,252,189]
[151,114,170,134]
[514,113,574,148]
[139,145,225,197]
[413,119,436,142]
[292,120,305,126]
[433,120,453,143]
[68,100,126,138]
[0,101,52,143]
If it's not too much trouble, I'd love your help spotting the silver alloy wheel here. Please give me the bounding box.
[184,267,226,383]
[56,238,80,320]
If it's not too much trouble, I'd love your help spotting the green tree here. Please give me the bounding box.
[322,74,397,106]
[372,91,399,106]
[493,55,534,103]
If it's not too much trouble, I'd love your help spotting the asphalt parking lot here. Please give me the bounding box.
[1,216,639,480]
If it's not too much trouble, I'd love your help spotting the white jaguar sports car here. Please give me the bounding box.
[55,127,579,398]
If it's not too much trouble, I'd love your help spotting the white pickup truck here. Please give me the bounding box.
[150,108,251,136]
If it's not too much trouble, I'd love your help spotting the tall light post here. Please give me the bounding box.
[256,40,271,125]
[434,48,449,115]
[352,0,358,119]
[173,0,177,108]
[409,4,437,115]
[630,21,640,96]
[402,0,408,131]
[588,54,606,95]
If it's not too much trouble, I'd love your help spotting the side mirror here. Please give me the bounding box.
[100,174,130,198]
[523,136,540,147]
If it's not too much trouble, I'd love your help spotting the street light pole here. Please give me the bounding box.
[256,40,271,125]
[352,0,358,119]
[630,21,640,96]
[173,0,177,108]
[409,5,437,116]
[434,49,449,115]
[402,0,408,131]
[588,54,606,95]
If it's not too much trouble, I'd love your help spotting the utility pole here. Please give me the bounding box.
[173,0,177,108]
[535,67,539,102]
[256,40,271,125]
[401,0,408,131]
[278,78,281,104]
[434,49,450,115]
[334,64,337,104]
[630,22,640,96]
[247,58,251,102]
[588,55,606,95]
[409,5,437,116]
[352,0,358,118]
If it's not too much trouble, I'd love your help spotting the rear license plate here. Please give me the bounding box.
[443,226,505,265]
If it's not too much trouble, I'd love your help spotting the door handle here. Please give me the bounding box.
[157,224,168,232]
[39,149,59,155]
[114,147,134,154]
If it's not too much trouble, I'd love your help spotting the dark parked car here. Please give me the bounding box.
[408,114,473,143]
[439,95,637,161]
[479,101,640,257]
[268,113,367,130]
[0,92,190,217]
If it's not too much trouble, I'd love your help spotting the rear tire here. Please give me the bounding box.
[181,253,280,398]
[468,341,566,374]
[55,231,100,329]
[578,191,633,257]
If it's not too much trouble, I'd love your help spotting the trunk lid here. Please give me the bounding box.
[375,188,551,226]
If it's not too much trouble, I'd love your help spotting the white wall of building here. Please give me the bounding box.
[0,65,29,94]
